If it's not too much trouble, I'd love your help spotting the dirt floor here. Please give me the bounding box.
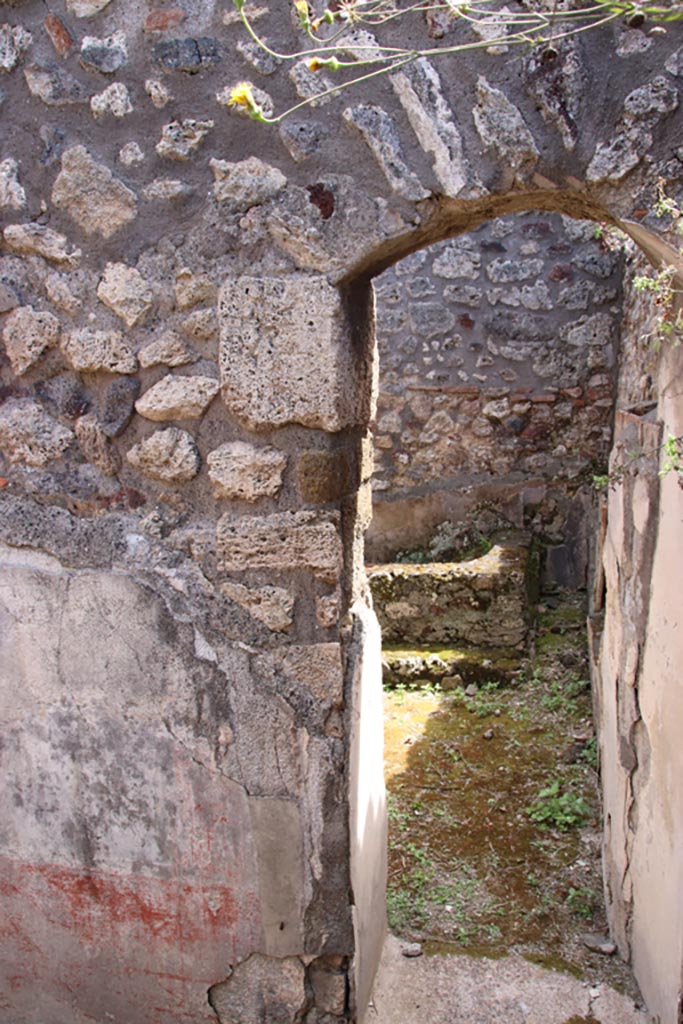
[376,589,648,1022]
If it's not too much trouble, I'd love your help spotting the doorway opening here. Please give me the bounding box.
[363,209,642,997]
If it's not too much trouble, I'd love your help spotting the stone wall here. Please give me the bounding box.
[367,211,623,586]
[0,2,682,1022]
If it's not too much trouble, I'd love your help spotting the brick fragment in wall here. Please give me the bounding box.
[390,58,472,197]
[97,263,154,328]
[144,8,187,33]
[74,413,120,476]
[24,64,90,106]
[220,580,294,632]
[62,328,138,375]
[0,398,73,466]
[3,223,80,266]
[209,156,287,211]
[126,428,200,483]
[342,104,429,200]
[135,374,220,422]
[207,441,287,502]
[2,306,61,375]
[216,510,342,583]
[52,146,138,239]
[219,275,360,432]
[44,13,73,58]
[0,158,25,210]
[473,76,539,174]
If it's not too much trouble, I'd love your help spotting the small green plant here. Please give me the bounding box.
[565,886,595,920]
[526,781,590,831]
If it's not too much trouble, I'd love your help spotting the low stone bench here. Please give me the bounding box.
[367,531,537,649]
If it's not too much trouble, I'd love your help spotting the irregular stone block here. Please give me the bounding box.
[216,510,342,583]
[218,275,359,432]
[343,104,429,200]
[135,374,219,421]
[126,427,200,483]
[209,954,306,1024]
[2,305,61,375]
[0,398,72,466]
[141,178,193,202]
[221,580,294,632]
[66,0,113,16]
[118,141,145,166]
[156,119,214,161]
[138,333,194,369]
[0,158,25,210]
[473,76,539,174]
[90,81,132,119]
[207,441,287,501]
[97,262,154,327]
[62,328,138,374]
[36,373,89,420]
[45,273,82,314]
[180,308,217,340]
[210,156,286,211]
[145,77,172,108]
[433,239,481,280]
[3,223,80,265]
[174,268,216,310]
[297,450,353,504]
[99,376,139,436]
[74,412,119,476]
[52,146,138,239]
[152,37,221,73]
[0,23,32,72]
[24,64,89,106]
[80,32,127,75]
[390,58,471,197]
[487,257,543,283]
[278,120,329,163]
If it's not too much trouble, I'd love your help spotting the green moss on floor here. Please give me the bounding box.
[383,589,640,999]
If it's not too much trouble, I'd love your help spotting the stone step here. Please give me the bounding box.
[381,643,520,688]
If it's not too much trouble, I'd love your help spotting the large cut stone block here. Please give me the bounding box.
[218,275,359,432]
[217,510,342,583]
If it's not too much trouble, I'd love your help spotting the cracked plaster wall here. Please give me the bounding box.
[0,1,683,1022]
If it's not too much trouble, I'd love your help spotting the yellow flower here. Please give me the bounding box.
[294,0,310,25]
[228,81,256,111]
[308,58,323,71]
